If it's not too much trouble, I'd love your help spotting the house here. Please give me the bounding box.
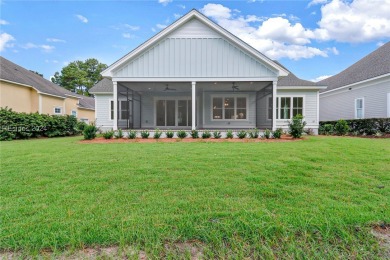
[0,56,95,123]
[90,9,326,133]
[319,42,390,121]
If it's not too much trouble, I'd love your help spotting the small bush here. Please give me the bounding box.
[319,118,390,135]
[334,119,350,136]
[264,129,271,139]
[202,131,211,139]
[226,130,234,139]
[248,128,259,138]
[166,130,174,138]
[0,130,15,141]
[76,121,88,132]
[115,129,124,139]
[140,130,150,139]
[320,124,334,135]
[272,128,283,139]
[153,129,162,139]
[83,124,98,140]
[102,130,114,139]
[128,130,137,139]
[237,130,247,139]
[288,114,306,138]
[213,131,222,139]
[190,130,199,139]
[177,130,187,139]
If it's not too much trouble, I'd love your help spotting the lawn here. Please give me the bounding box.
[1,136,389,258]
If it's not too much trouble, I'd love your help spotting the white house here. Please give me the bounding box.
[90,9,325,133]
[319,42,390,121]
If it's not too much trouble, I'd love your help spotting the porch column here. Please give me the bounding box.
[113,81,118,131]
[272,81,277,131]
[191,81,196,130]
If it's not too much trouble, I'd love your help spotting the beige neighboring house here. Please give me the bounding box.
[0,56,95,123]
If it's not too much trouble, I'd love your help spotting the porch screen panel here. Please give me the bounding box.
[224,97,234,119]
[213,98,222,119]
[236,97,246,119]
[156,100,165,126]
[166,100,175,126]
[120,100,129,120]
[187,100,192,126]
[178,100,188,126]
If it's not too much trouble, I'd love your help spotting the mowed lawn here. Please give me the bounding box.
[1,136,389,258]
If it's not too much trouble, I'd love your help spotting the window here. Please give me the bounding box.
[71,110,77,117]
[110,100,114,120]
[54,107,62,115]
[80,118,89,123]
[355,98,364,119]
[275,97,304,119]
[212,96,247,120]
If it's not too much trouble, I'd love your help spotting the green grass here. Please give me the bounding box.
[1,136,389,258]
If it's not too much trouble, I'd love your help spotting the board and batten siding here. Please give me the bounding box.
[112,19,278,79]
[320,77,390,121]
[95,94,113,130]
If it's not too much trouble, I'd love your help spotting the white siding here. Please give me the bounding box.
[95,94,113,130]
[320,77,390,121]
[168,18,220,38]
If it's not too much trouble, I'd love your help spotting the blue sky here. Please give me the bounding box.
[1,0,389,82]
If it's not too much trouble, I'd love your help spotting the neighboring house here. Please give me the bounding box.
[90,9,326,133]
[319,42,390,121]
[0,56,95,123]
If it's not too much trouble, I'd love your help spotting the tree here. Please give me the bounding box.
[51,58,107,96]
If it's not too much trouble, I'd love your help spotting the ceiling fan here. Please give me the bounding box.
[232,82,239,92]
[163,84,176,91]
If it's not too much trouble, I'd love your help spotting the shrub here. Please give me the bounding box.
[334,119,350,136]
[213,131,222,139]
[115,129,124,139]
[272,128,283,139]
[102,130,114,139]
[319,124,334,135]
[248,128,259,138]
[288,114,306,138]
[83,124,98,140]
[264,129,271,139]
[226,130,234,139]
[76,121,88,132]
[237,130,247,139]
[190,130,199,139]
[166,130,174,138]
[202,130,211,139]
[153,129,162,139]
[140,130,150,139]
[128,130,137,139]
[0,130,16,141]
[319,118,390,135]
[177,130,187,139]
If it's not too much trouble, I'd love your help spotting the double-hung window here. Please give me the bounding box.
[54,107,62,115]
[275,97,303,119]
[212,96,247,120]
[355,98,364,119]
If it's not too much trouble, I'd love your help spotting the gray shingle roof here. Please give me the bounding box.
[275,60,325,87]
[90,78,113,93]
[0,56,94,110]
[319,41,390,92]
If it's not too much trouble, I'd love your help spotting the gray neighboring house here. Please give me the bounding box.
[319,42,390,121]
[90,9,326,133]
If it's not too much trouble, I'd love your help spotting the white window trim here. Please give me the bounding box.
[355,97,364,119]
[54,106,62,115]
[276,95,305,120]
[109,99,114,121]
[210,94,249,121]
[71,110,77,117]
[153,96,192,127]
[387,93,390,117]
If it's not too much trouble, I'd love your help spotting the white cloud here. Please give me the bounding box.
[156,24,167,29]
[177,4,186,9]
[0,33,15,52]
[45,59,59,63]
[76,14,88,23]
[46,38,66,43]
[22,42,55,52]
[158,0,172,6]
[122,33,135,39]
[308,0,329,7]
[151,27,156,32]
[173,13,182,19]
[124,24,140,31]
[377,41,385,47]
[0,19,9,25]
[311,75,332,82]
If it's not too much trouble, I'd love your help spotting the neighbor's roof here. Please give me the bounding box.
[0,56,95,110]
[319,41,390,92]
[89,78,113,93]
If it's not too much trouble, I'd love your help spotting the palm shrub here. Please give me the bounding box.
[115,129,124,139]
[213,131,222,139]
[128,130,137,139]
[102,130,114,139]
[83,124,98,140]
[153,129,162,139]
[264,129,271,139]
[237,130,247,139]
[288,114,306,138]
[190,130,199,139]
[272,128,283,139]
[334,119,350,136]
[248,128,259,138]
[166,130,174,138]
[202,130,211,139]
[177,130,187,139]
[226,130,234,139]
[140,130,150,139]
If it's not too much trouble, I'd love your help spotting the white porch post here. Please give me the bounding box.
[113,81,118,131]
[272,81,277,131]
[191,81,196,130]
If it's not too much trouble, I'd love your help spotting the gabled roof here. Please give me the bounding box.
[0,56,95,110]
[90,78,113,93]
[102,9,289,78]
[319,41,390,93]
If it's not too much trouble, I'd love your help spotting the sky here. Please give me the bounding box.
[1,0,389,82]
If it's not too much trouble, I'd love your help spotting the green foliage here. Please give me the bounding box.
[264,129,271,139]
[76,121,87,132]
[213,131,222,139]
[334,119,350,136]
[272,128,283,139]
[83,124,98,140]
[51,58,107,96]
[190,130,199,139]
[201,130,211,139]
[128,130,137,139]
[226,130,234,139]
[237,130,247,139]
[165,130,174,138]
[102,130,114,139]
[320,118,390,135]
[140,130,150,139]
[288,114,306,138]
[115,129,124,139]
[153,129,162,139]
[177,130,187,139]
[319,124,334,135]
[248,128,259,138]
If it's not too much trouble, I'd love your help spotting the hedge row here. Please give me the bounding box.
[319,118,390,135]
[0,107,86,141]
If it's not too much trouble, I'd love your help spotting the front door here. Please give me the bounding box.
[156,99,191,127]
